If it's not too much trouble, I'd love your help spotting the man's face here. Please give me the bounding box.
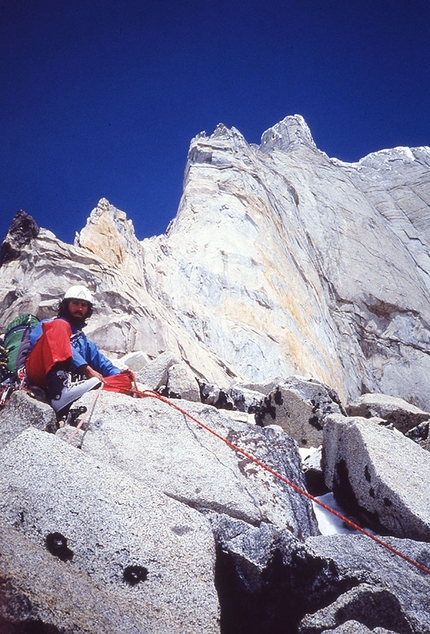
[67,299,89,325]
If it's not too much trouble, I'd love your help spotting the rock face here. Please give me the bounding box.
[1,114,430,633]
[1,115,430,408]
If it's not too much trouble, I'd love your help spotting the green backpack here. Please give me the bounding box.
[3,313,40,374]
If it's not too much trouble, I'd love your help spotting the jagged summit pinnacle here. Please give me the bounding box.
[260,115,317,153]
[193,115,317,154]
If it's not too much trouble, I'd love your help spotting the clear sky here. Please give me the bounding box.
[1,0,429,245]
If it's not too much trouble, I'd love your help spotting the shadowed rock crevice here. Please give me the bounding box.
[298,583,415,634]
[0,576,63,634]
[163,491,264,527]
[332,458,384,534]
[0,618,63,633]
[214,544,359,634]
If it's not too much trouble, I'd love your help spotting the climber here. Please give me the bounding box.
[25,285,121,413]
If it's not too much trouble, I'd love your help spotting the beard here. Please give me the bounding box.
[67,313,87,329]
[58,299,92,329]
[60,304,87,329]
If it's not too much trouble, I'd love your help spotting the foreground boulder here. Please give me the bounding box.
[299,582,415,634]
[77,391,319,535]
[213,528,430,634]
[0,389,57,446]
[0,427,220,634]
[323,413,430,540]
[0,521,148,634]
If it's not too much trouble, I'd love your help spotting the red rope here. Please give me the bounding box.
[136,388,430,576]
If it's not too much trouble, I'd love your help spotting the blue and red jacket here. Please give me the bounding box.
[29,317,121,377]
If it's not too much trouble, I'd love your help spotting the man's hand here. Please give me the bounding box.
[81,365,105,383]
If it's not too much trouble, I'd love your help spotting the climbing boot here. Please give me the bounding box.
[46,366,102,413]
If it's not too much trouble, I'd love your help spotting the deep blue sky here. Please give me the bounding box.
[1,0,429,244]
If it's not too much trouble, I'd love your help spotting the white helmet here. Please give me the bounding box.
[63,285,93,305]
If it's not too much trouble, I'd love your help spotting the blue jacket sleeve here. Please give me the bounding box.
[71,334,120,376]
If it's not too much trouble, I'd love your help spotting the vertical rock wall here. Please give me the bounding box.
[1,115,430,408]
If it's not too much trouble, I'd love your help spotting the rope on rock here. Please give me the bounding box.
[136,388,430,577]
[63,371,430,577]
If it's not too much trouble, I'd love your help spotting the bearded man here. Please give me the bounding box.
[26,285,120,413]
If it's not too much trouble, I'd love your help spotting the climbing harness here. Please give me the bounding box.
[66,373,430,577]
